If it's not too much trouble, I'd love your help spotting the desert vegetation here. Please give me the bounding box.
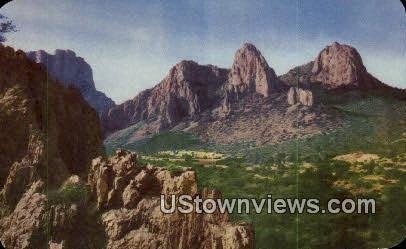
[108,92,406,248]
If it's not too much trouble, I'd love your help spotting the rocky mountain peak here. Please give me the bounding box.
[228,43,281,97]
[27,49,95,91]
[166,60,202,84]
[165,60,228,85]
[311,42,368,88]
[102,60,229,134]
[240,42,263,56]
[26,49,115,115]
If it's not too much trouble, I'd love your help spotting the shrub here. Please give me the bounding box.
[47,183,89,205]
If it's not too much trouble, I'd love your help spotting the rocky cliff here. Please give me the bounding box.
[227,43,283,97]
[280,42,388,91]
[0,44,101,248]
[0,45,104,208]
[102,60,229,134]
[26,49,115,115]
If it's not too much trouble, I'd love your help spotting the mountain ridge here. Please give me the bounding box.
[103,42,401,146]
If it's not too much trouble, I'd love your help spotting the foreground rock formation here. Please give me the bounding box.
[89,150,254,249]
[27,49,115,115]
[0,44,105,248]
[0,45,104,207]
[1,181,48,248]
[1,149,255,249]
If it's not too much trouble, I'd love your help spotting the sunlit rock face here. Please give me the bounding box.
[228,43,282,97]
[311,42,371,89]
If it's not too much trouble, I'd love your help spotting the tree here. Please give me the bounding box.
[0,14,16,43]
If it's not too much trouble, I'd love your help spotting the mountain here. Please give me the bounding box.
[26,49,115,115]
[0,45,254,249]
[102,60,229,134]
[104,42,398,150]
[226,43,284,97]
[101,42,405,248]
[279,42,394,91]
[310,42,379,89]
[102,43,289,136]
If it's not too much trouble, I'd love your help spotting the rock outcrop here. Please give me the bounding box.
[0,43,104,228]
[310,42,380,89]
[279,42,391,93]
[2,148,255,249]
[0,46,102,247]
[0,181,47,249]
[88,150,255,249]
[1,177,107,249]
[287,87,313,106]
[26,49,115,115]
[102,60,229,134]
[227,43,282,97]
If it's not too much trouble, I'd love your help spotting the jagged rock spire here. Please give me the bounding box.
[228,43,281,97]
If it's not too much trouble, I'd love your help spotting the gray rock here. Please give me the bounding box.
[26,49,115,115]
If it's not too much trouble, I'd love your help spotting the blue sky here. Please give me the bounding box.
[1,0,405,103]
